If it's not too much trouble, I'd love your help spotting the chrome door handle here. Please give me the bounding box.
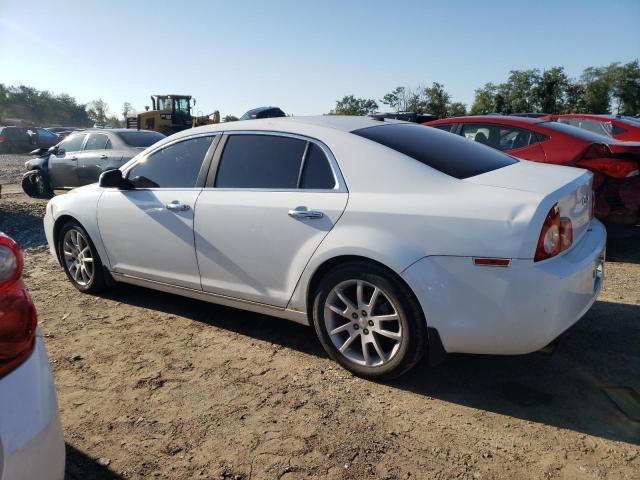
[70,157,78,161]
[288,208,324,220]
[165,201,190,212]
[100,154,108,159]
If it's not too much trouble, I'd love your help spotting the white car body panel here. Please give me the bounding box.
[0,334,65,480]
[195,190,348,307]
[97,189,202,289]
[43,116,606,356]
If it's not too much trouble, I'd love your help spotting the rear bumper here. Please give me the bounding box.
[402,219,606,355]
[0,334,65,480]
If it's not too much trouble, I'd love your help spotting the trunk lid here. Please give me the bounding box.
[465,160,594,250]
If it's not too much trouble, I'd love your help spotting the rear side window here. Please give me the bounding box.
[84,133,109,150]
[216,135,307,188]
[460,124,538,152]
[431,124,454,132]
[300,143,335,189]
[116,131,166,147]
[127,136,213,188]
[538,121,613,143]
[352,123,517,179]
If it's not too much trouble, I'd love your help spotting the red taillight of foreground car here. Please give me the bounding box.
[534,204,573,262]
[576,143,639,179]
[0,235,37,379]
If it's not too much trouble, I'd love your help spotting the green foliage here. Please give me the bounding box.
[331,95,378,115]
[0,84,92,126]
[223,115,239,122]
[122,102,134,120]
[469,61,639,116]
[378,83,466,118]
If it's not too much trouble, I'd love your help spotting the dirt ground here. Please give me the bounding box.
[1,153,639,479]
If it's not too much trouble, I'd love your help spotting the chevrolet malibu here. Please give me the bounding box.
[0,233,65,479]
[44,116,606,379]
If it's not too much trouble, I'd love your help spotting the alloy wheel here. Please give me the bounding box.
[62,229,94,286]
[324,279,403,367]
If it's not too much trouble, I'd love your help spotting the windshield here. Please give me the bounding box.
[352,123,517,179]
[174,98,190,113]
[538,121,615,143]
[116,131,166,148]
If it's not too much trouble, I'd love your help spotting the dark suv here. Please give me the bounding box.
[0,126,59,153]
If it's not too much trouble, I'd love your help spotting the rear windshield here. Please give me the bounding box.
[538,121,613,143]
[352,123,517,179]
[116,131,165,147]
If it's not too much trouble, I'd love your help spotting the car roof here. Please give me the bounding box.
[72,128,158,134]
[427,115,546,126]
[173,115,406,138]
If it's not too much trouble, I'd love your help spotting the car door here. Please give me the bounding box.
[460,123,546,161]
[48,133,86,189]
[97,134,217,289]
[195,133,348,307]
[77,133,111,186]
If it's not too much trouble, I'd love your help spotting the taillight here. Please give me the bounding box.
[534,204,573,262]
[576,143,639,179]
[0,235,23,292]
[0,235,37,379]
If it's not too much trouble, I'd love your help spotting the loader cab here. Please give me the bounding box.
[127,95,195,135]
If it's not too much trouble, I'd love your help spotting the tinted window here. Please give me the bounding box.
[352,123,517,180]
[538,121,614,142]
[60,134,86,152]
[300,143,335,189]
[215,135,306,188]
[128,136,213,188]
[431,124,453,132]
[84,133,109,150]
[612,124,627,135]
[461,124,537,151]
[105,138,112,150]
[116,131,166,147]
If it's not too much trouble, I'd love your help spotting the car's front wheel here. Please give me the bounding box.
[58,222,106,293]
[312,261,426,380]
[21,170,53,198]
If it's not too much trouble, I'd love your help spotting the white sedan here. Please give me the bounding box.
[44,116,606,379]
[0,233,65,480]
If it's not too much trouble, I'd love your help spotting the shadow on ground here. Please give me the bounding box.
[65,443,124,480]
[606,225,640,264]
[102,281,640,446]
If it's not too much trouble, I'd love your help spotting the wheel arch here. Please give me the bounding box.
[302,254,446,366]
[52,214,81,264]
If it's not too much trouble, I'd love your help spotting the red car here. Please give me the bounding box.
[545,114,640,142]
[424,116,640,225]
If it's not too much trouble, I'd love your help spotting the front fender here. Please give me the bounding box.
[24,155,50,173]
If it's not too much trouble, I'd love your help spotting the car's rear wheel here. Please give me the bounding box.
[58,222,106,293]
[312,261,426,380]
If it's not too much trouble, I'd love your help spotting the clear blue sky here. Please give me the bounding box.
[1,0,638,118]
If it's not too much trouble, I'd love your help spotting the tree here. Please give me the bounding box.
[380,86,408,112]
[422,82,451,118]
[612,60,640,115]
[86,99,109,124]
[122,102,134,120]
[447,102,467,117]
[532,67,569,113]
[580,66,615,114]
[470,83,499,115]
[223,115,239,122]
[331,95,378,115]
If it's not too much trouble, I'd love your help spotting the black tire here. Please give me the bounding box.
[311,261,427,380]
[21,170,53,199]
[58,221,107,294]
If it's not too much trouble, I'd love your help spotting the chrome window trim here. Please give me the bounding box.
[121,132,221,190]
[210,130,348,193]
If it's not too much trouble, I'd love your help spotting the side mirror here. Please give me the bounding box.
[48,145,57,154]
[99,169,129,189]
